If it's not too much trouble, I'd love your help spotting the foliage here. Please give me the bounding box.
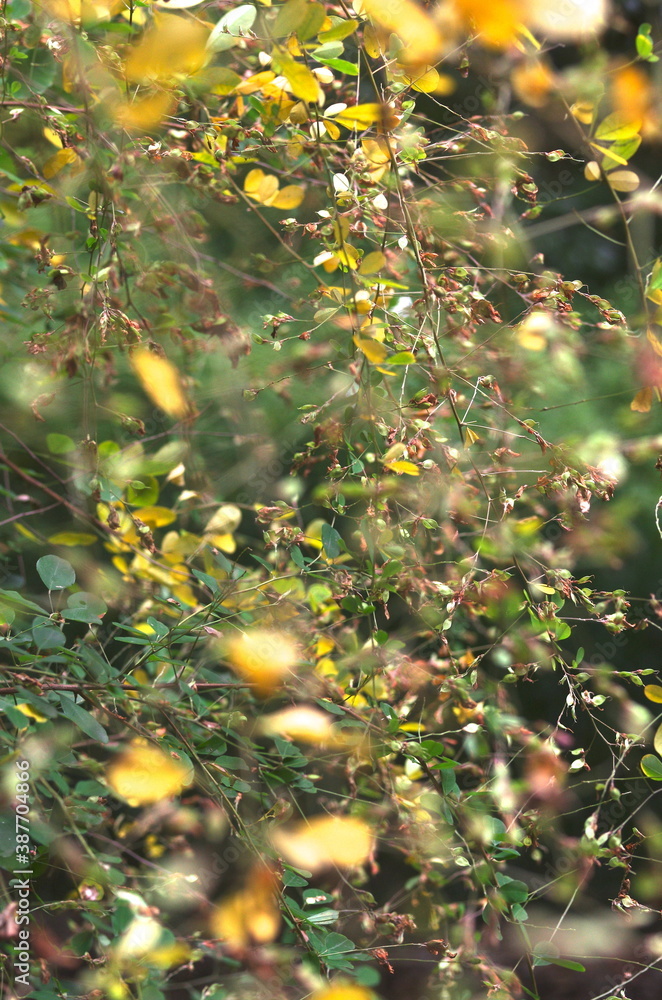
[1,1,662,999]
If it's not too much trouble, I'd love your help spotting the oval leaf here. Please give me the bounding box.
[640,754,662,780]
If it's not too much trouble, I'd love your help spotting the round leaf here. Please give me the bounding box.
[37,554,76,591]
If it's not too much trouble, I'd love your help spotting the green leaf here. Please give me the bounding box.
[62,592,108,623]
[641,754,662,780]
[321,523,342,558]
[206,4,257,52]
[46,433,76,454]
[594,112,642,142]
[37,555,76,591]
[272,0,326,40]
[57,692,108,744]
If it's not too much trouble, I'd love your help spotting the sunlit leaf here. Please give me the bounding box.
[234,70,276,94]
[451,0,522,47]
[210,866,280,948]
[641,754,662,780]
[464,426,480,447]
[354,0,443,64]
[332,102,390,130]
[654,723,662,757]
[224,628,301,695]
[259,705,345,745]
[124,14,210,83]
[385,460,420,476]
[106,738,194,805]
[644,683,662,703]
[131,347,190,419]
[527,0,607,39]
[276,53,321,102]
[570,101,595,124]
[42,147,80,179]
[310,986,375,1000]
[594,112,642,142]
[113,91,177,131]
[584,161,601,182]
[270,184,306,209]
[353,335,388,363]
[272,815,374,872]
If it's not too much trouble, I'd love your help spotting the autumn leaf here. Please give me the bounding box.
[354,0,443,65]
[224,628,301,694]
[131,348,191,419]
[259,705,346,745]
[244,168,305,209]
[210,866,281,948]
[106,739,194,806]
[272,814,374,872]
[124,13,209,84]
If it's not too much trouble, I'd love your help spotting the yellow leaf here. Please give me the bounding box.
[606,169,639,193]
[630,386,652,412]
[510,59,555,107]
[244,167,279,203]
[48,531,97,546]
[113,91,176,131]
[270,184,305,209]
[570,101,595,125]
[259,705,344,745]
[594,111,642,142]
[356,0,443,64]
[124,13,209,84]
[224,629,300,695]
[335,245,360,269]
[204,504,242,535]
[15,703,48,722]
[278,56,321,102]
[404,66,441,93]
[332,103,386,130]
[655,723,662,758]
[42,148,80,180]
[385,460,420,476]
[234,70,276,94]
[272,815,374,872]
[133,506,177,529]
[382,442,407,463]
[210,866,280,948]
[106,739,194,806]
[645,684,662,703]
[584,161,601,182]
[589,142,629,166]
[452,0,522,48]
[527,0,607,39]
[310,986,375,1000]
[131,348,190,419]
[358,250,386,275]
[41,0,81,21]
[353,335,388,363]
[464,426,480,446]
